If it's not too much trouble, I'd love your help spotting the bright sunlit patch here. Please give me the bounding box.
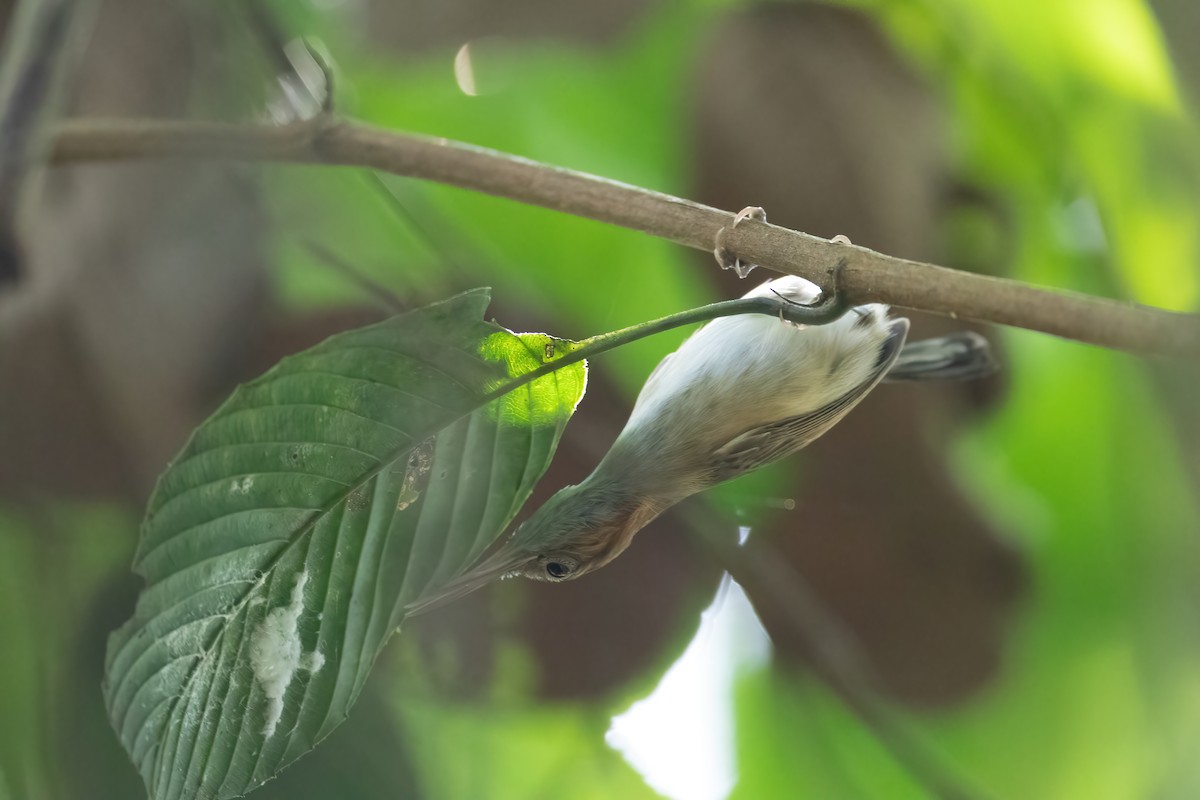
[607,575,771,800]
[454,43,479,96]
[266,39,330,123]
[1063,0,1177,109]
[1117,206,1200,311]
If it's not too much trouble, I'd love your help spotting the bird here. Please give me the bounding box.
[409,272,995,613]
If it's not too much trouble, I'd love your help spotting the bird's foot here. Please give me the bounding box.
[713,206,767,279]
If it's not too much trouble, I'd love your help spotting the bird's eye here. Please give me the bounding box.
[545,561,572,580]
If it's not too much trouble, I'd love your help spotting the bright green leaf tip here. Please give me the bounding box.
[478,330,587,424]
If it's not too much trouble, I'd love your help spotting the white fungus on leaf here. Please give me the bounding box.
[230,476,255,494]
[249,571,325,738]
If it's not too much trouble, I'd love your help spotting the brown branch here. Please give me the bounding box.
[48,116,1200,357]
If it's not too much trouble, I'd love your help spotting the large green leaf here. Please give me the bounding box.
[103,288,587,800]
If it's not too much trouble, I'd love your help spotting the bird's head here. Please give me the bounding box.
[407,479,659,615]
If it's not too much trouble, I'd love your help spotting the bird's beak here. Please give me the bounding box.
[405,545,530,617]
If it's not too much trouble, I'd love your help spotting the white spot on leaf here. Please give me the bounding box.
[249,572,325,738]
[230,476,255,495]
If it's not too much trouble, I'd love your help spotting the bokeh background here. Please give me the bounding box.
[2,0,1199,798]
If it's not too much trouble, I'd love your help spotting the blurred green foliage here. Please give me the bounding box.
[4,0,1199,798]
[394,694,656,799]
[258,0,1195,796]
[0,506,141,799]
[271,0,1197,797]
[876,0,1200,309]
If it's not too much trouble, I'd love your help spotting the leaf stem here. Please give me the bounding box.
[483,289,850,404]
[574,289,849,353]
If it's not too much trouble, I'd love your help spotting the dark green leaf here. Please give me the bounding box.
[103,289,586,800]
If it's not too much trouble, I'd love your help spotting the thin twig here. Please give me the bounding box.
[47,116,1200,357]
[300,239,406,313]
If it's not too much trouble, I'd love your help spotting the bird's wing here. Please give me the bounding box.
[710,320,907,481]
[884,331,997,382]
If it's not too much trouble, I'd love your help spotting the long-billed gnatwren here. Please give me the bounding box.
[411,273,995,613]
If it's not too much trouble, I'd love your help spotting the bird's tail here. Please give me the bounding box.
[884,331,997,382]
